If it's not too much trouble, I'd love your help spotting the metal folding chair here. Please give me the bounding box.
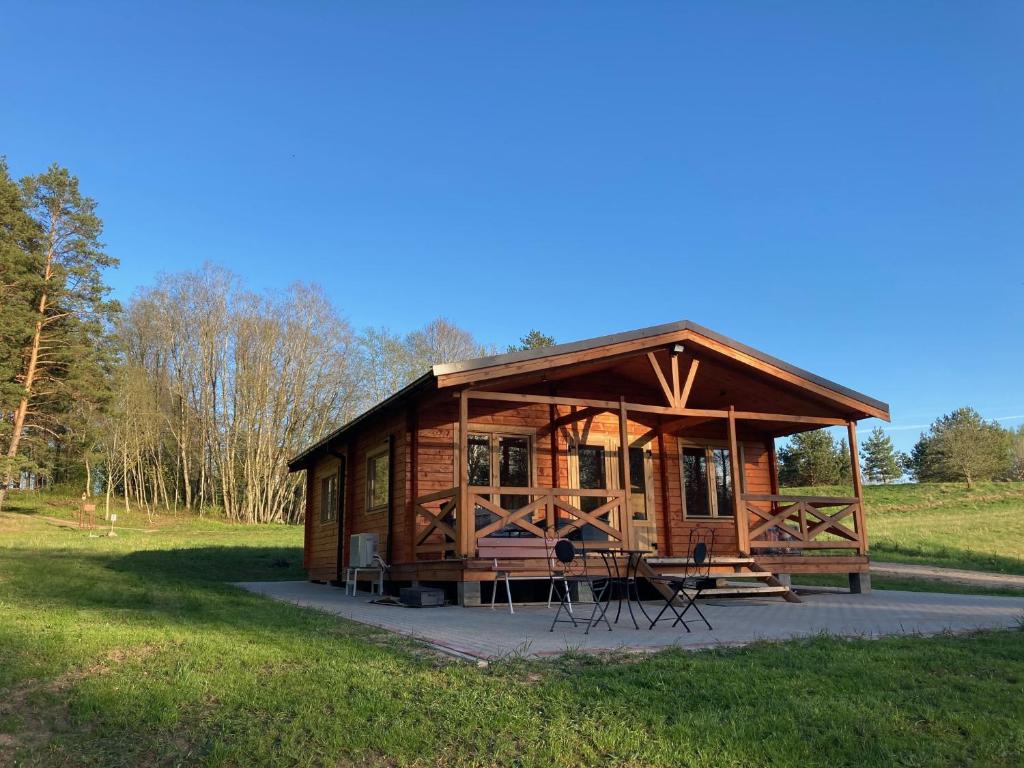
[648,527,715,632]
[548,539,612,634]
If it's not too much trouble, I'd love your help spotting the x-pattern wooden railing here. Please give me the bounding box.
[414,486,626,559]
[742,493,866,554]
[468,486,627,543]
[414,486,459,559]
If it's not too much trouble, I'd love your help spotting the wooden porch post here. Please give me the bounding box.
[548,401,559,533]
[618,397,632,549]
[458,390,471,556]
[656,425,672,556]
[728,406,749,554]
[847,420,868,555]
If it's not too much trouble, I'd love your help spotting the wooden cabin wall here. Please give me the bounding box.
[306,454,341,582]
[343,409,409,568]
[303,409,410,580]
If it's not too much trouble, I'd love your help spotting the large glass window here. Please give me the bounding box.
[366,450,389,512]
[468,432,533,535]
[681,443,738,518]
[467,434,491,487]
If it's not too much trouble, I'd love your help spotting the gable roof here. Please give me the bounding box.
[288,319,889,471]
[432,319,889,414]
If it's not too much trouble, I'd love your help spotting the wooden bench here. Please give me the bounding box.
[477,536,554,614]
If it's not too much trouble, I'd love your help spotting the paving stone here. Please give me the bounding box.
[235,581,1024,660]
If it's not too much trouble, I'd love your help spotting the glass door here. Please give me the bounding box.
[572,443,611,541]
[468,432,533,536]
[629,447,657,551]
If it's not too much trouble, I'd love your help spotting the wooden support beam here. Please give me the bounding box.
[728,406,749,554]
[619,396,632,549]
[670,353,681,406]
[549,401,559,533]
[656,426,672,557]
[647,352,675,407]
[408,407,418,563]
[679,359,699,409]
[463,389,847,425]
[847,420,868,555]
[458,390,470,556]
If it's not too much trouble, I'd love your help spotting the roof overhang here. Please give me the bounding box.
[288,319,890,472]
[432,320,890,421]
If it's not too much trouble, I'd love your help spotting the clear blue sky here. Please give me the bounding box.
[3,2,1022,451]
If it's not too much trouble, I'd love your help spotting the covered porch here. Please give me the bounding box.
[409,349,872,594]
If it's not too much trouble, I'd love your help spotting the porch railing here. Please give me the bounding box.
[413,486,626,560]
[413,486,460,559]
[741,493,867,555]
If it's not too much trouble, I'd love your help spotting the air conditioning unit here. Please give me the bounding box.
[349,533,380,568]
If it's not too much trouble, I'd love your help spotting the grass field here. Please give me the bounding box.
[1,490,1023,766]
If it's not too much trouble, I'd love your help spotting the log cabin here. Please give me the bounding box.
[288,320,889,604]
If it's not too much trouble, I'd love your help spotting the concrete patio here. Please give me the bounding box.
[236,580,1024,659]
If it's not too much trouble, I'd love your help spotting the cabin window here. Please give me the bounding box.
[366,449,389,512]
[319,474,338,524]
[680,442,741,518]
[467,431,533,535]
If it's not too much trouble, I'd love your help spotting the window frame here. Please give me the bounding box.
[365,446,390,514]
[462,424,537,490]
[678,438,745,520]
[319,471,338,525]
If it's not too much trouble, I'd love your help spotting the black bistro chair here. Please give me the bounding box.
[547,535,613,634]
[648,527,716,632]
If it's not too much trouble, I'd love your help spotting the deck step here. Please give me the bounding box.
[656,571,773,581]
[647,556,754,566]
[697,584,791,597]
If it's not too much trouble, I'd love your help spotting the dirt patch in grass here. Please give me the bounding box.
[0,644,162,760]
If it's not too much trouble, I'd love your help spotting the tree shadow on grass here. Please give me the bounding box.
[0,545,398,655]
[109,543,307,583]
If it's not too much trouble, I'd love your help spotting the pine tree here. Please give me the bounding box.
[777,429,849,487]
[0,164,118,508]
[906,408,1012,488]
[860,426,902,483]
[507,329,555,352]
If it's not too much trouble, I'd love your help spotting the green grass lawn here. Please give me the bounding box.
[2,491,1024,767]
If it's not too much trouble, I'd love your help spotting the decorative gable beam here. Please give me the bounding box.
[647,352,675,407]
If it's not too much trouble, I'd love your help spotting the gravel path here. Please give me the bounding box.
[872,561,1024,589]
